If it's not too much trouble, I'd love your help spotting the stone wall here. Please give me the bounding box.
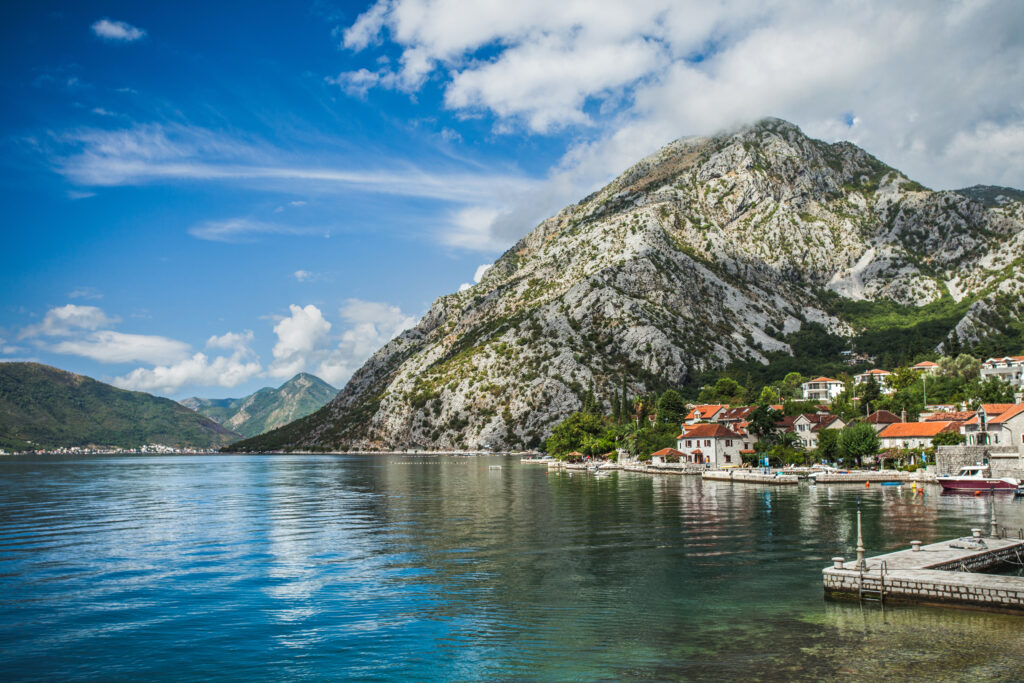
[990,452,1024,479]
[823,566,1024,611]
[935,445,1017,476]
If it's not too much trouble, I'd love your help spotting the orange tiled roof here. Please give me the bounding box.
[912,361,938,368]
[981,403,1017,414]
[651,448,684,457]
[859,369,891,375]
[684,404,727,421]
[682,423,742,438]
[806,377,840,383]
[878,421,957,438]
[990,403,1024,424]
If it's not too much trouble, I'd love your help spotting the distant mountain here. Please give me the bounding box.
[0,362,239,450]
[954,185,1024,209]
[181,373,336,438]
[232,118,1024,453]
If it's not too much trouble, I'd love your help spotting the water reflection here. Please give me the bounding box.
[0,455,1022,680]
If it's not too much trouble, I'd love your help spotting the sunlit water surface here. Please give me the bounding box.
[2,454,1023,681]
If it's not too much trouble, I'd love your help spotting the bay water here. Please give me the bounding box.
[1,454,1023,681]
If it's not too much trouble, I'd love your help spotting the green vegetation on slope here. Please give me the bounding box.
[184,373,337,438]
[0,362,239,450]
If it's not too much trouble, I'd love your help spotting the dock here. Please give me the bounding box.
[823,531,1024,613]
[702,469,799,485]
[810,470,936,484]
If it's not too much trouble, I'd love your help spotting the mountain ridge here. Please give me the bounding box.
[232,118,1024,453]
[182,373,336,438]
[0,362,239,450]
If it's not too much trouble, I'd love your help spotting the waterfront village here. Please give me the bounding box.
[543,354,1024,483]
[0,444,219,456]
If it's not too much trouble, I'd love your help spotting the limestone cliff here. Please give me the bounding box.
[233,119,1024,452]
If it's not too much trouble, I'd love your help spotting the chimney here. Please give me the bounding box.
[901,409,906,423]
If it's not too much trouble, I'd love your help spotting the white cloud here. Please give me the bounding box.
[338,0,1024,247]
[112,329,261,394]
[269,304,333,379]
[188,218,326,243]
[49,330,191,365]
[206,330,254,352]
[91,19,146,42]
[0,337,24,355]
[263,300,418,386]
[293,270,315,282]
[473,263,492,283]
[113,352,262,394]
[20,304,119,338]
[458,262,492,292]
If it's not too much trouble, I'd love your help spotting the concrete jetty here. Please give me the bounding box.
[702,469,799,485]
[823,531,1024,613]
[810,470,936,484]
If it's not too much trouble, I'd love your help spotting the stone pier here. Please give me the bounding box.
[823,535,1024,613]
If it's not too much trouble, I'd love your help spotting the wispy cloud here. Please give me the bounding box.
[91,19,147,42]
[68,287,102,300]
[188,218,328,243]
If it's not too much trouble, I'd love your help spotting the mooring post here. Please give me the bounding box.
[856,495,866,570]
[990,484,998,537]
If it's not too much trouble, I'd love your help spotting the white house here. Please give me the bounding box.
[792,413,846,449]
[801,377,845,402]
[853,369,894,395]
[961,403,1021,447]
[981,356,1024,387]
[911,361,939,374]
[878,421,957,450]
[676,423,743,467]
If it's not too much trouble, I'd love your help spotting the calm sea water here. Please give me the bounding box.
[1,454,1023,681]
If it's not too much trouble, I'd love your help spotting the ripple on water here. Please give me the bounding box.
[1,454,1024,681]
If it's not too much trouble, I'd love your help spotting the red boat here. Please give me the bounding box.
[937,465,1021,492]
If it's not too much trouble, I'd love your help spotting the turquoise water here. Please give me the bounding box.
[1,454,1023,681]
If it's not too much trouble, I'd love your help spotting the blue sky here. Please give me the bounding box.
[3,1,1023,399]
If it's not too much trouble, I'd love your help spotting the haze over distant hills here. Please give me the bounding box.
[0,362,238,450]
[233,118,1024,454]
[180,373,336,438]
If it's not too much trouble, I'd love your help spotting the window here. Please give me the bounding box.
[686,440,692,448]
[725,440,733,447]
[704,440,711,447]
[725,455,731,463]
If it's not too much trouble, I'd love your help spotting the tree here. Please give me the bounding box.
[932,430,965,446]
[583,382,597,414]
[657,389,687,425]
[887,366,919,392]
[545,412,606,459]
[816,428,840,461]
[938,354,980,382]
[971,376,1016,405]
[757,386,778,405]
[860,375,881,408]
[698,377,744,404]
[838,422,880,467]
[748,404,782,443]
[781,372,805,398]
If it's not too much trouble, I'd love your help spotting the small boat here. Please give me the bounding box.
[937,465,1021,492]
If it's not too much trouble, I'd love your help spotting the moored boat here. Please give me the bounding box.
[937,465,1021,492]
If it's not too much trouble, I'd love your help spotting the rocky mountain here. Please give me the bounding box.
[233,118,1024,453]
[181,373,336,438]
[0,362,239,450]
